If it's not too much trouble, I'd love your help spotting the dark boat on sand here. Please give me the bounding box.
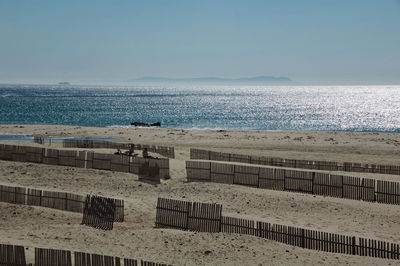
[131,121,161,127]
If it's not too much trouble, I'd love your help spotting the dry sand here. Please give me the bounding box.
[0,124,399,265]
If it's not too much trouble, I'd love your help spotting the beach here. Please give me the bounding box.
[0,124,399,265]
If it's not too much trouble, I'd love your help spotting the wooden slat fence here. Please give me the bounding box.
[35,248,72,266]
[156,197,400,260]
[187,202,222,233]
[63,140,175,159]
[186,161,400,205]
[0,144,170,182]
[81,195,117,230]
[155,198,222,232]
[75,252,121,266]
[155,198,191,230]
[140,261,171,266]
[221,216,256,236]
[0,244,171,266]
[314,173,343,198]
[0,244,26,266]
[0,184,124,222]
[190,148,400,176]
[376,180,400,204]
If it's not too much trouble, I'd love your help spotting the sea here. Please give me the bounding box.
[0,84,399,133]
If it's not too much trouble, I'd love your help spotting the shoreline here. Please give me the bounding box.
[2,123,400,134]
[1,124,400,165]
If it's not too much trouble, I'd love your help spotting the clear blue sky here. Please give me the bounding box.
[0,0,399,84]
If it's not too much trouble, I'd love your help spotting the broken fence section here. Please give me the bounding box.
[0,184,124,222]
[82,195,117,230]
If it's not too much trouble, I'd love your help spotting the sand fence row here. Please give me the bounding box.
[0,184,124,222]
[155,197,400,261]
[63,139,175,159]
[0,243,171,266]
[191,148,400,176]
[186,160,400,205]
[0,144,170,183]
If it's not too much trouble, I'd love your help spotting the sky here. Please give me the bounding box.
[0,0,399,85]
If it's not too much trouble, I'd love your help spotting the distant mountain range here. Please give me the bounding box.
[128,76,293,84]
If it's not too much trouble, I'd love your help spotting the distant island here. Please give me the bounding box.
[128,76,293,85]
[58,82,71,85]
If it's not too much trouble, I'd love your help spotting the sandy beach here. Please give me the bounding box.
[0,124,399,265]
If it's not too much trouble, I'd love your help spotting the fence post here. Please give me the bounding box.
[312,172,315,194]
[341,175,344,198]
[301,228,305,248]
[352,236,356,255]
[65,193,68,211]
[185,201,191,230]
[257,167,261,188]
[39,190,42,207]
[218,207,222,233]
[283,169,286,191]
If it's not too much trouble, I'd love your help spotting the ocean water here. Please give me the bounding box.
[0,84,399,132]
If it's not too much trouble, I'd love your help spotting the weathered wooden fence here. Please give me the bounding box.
[0,245,171,266]
[0,144,170,182]
[63,140,175,159]
[155,198,222,232]
[190,148,400,176]
[0,243,26,266]
[155,197,400,260]
[35,248,72,266]
[0,184,124,222]
[186,161,400,205]
[82,195,117,230]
